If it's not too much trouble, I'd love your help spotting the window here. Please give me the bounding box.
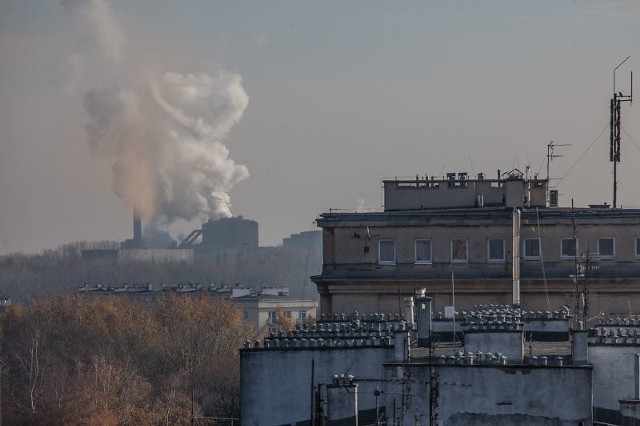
[636,238,640,258]
[415,239,432,264]
[285,310,292,318]
[597,238,615,258]
[561,238,578,259]
[379,240,396,264]
[298,311,307,321]
[487,238,505,262]
[451,238,468,263]
[268,311,277,323]
[524,238,541,259]
[243,311,249,320]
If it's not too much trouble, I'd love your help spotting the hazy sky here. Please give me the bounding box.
[1,0,640,255]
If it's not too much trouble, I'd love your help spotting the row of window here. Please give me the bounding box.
[378,237,640,264]
[266,310,307,322]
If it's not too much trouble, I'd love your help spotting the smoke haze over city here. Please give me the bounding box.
[1,0,639,254]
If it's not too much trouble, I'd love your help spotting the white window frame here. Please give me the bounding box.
[378,239,396,265]
[487,238,506,263]
[298,311,307,321]
[560,238,578,260]
[597,237,615,259]
[450,238,469,264]
[636,238,640,258]
[523,238,541,260]
[268,311,277,323]
[414,239,432,264]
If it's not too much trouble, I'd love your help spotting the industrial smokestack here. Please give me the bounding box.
[133,210,142,244]
[63,0,250,230]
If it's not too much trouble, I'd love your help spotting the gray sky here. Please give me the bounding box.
[1,0,640,254]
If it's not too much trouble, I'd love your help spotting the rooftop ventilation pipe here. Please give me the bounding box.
[571,329,589,365]
[403,297,415,328]
[512,208,521,308]
[415,289,432,348]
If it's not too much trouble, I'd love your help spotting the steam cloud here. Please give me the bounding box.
[63,0,250,224]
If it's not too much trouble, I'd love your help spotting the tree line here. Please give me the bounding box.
[0,240,321,302]
[0,293,255,425]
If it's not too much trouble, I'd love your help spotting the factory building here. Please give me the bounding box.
[282,230,322,251]
[313,170,640,315]
[198,216,258,257]
[83,214,260,262]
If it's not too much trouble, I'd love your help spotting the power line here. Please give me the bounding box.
[622,127,640,153]
[556,122,609,186]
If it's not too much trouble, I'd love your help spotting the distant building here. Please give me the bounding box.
[77,283,316,330]
[282,230,322,250]
[232,292,317,332]
[313,170,640,315]
[195,216,259,259]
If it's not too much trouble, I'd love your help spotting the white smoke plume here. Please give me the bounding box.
[64,0,250,224]
[62,0,124,64]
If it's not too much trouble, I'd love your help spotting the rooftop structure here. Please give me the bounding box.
[240,290,598,425]
[383,169,550,211]
[313,170,640,317]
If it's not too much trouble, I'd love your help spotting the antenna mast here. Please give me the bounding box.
[546,141,569,206]
[611,56,633,208]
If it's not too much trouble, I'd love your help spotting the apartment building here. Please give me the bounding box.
[313,171,640,315]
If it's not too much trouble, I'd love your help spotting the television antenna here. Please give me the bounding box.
[610,56,633,208]
[546,141,570,184]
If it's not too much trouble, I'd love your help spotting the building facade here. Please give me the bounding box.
[232,292,318,332]
[313,171,640,315]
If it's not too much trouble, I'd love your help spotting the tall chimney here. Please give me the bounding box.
[133,210,142,245]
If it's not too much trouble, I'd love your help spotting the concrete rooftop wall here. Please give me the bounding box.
[240,346,393,425]
[590,344,640,423]
[383,364,592,425]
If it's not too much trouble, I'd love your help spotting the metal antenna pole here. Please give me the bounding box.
[546,141,569,206]
[611,56,633,208]
[614,56,631,94]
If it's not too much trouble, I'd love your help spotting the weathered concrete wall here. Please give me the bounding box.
[240,347,393,426]
[382,364,592,426]
[384,182,477,210]
[382,178,547,211]
[326,384,358,424]
[464,330,524,363]
[621,400,640,426]
[590,344,640,423]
